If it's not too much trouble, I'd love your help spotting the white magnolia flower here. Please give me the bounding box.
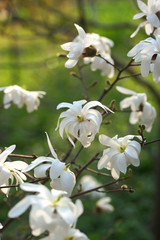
[40,224,89,240]
[85,33,114,55]
[116,86,156,132]
[95,197,114,213]
[83,33,114,77]
[0,85,46,112]
[8,183,83,236]
[131,0,160,37]
[98,134,141,179]
[127,35,160,83]
[61,24,93,68]
[84,53,114,77]
[79,175,105,199]
[56,100,113,148]
[0,145,28,196]
[23,133,76,196]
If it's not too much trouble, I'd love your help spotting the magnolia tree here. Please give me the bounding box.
[0,0,160,239]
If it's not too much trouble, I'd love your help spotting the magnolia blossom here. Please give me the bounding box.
[61,24,93,68]
[83,33,114,77]
[23,133,76,196]
[8,183,83,236]
[0,145,28,196]
[95,197,114,213]
[79,175,105,199]
[98,134,141,179]
[116,86,156,132]
[127,35,160,83]
[84,53,114,77]
[56,100,113,148]
[40,224,89,240]
[0,85,46,112]
[131,0,160,37]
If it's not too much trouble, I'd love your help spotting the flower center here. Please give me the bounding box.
[52,195,62,207]
[77,115,84,122]
[120,146,126,153]
[63,163,71,171]
[65,236,75,240]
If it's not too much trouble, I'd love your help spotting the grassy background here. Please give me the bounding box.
[0,0,159,239]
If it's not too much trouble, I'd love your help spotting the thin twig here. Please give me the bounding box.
[86,168,112,178]
[9,153,38,159]
[76,152,99,178]
[98,59,134,102]
[71,176,130,199]
[77,63,90,100]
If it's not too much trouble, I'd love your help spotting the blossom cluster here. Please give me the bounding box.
[0,85,46,112]
[129,0,160,83]
[61,24,114,77]
[0,2,159,238]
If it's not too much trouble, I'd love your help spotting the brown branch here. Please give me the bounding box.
[9,153,38,159]
[76,152,99,178]
[61,138,77,162]
[98,59,134,102]
[144,138,160,146]
[86,168,112,178]
[77,63,90,100]
[71,176,130,199]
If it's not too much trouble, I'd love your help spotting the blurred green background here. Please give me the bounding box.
[0,0,160,239]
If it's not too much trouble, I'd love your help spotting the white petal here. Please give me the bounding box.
[145,23,154,35]
[8,161,28,170]
[23,157,53,172]
[99,134,120,148]
[147,14,160,28]
[128,141,141,155]
[116,86,136,95]
[137,0,147,12]
[56,102,73,110]
[57,207,75,225]
[120,97,133,110]
[74,24,86,39]
[65,59,78,68]
[125,146,139,164]
[133,12,145,19]
[153,54,160,83]
[141,58,151,77]
[117,153,127,174]
[129,112,140,124]
[8,195,37,218]
[0,145,16,163]
[130,21,147,38]
[83,101,113,113]
[45,132,58,159]
[0,167,11,185]
[98,150,118,170]
[111,160,120,180]
[60,170,76,196]
[34,164,51,178]
[61,42,72,51]
[20,183,51,199]
[49,159,65,180]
